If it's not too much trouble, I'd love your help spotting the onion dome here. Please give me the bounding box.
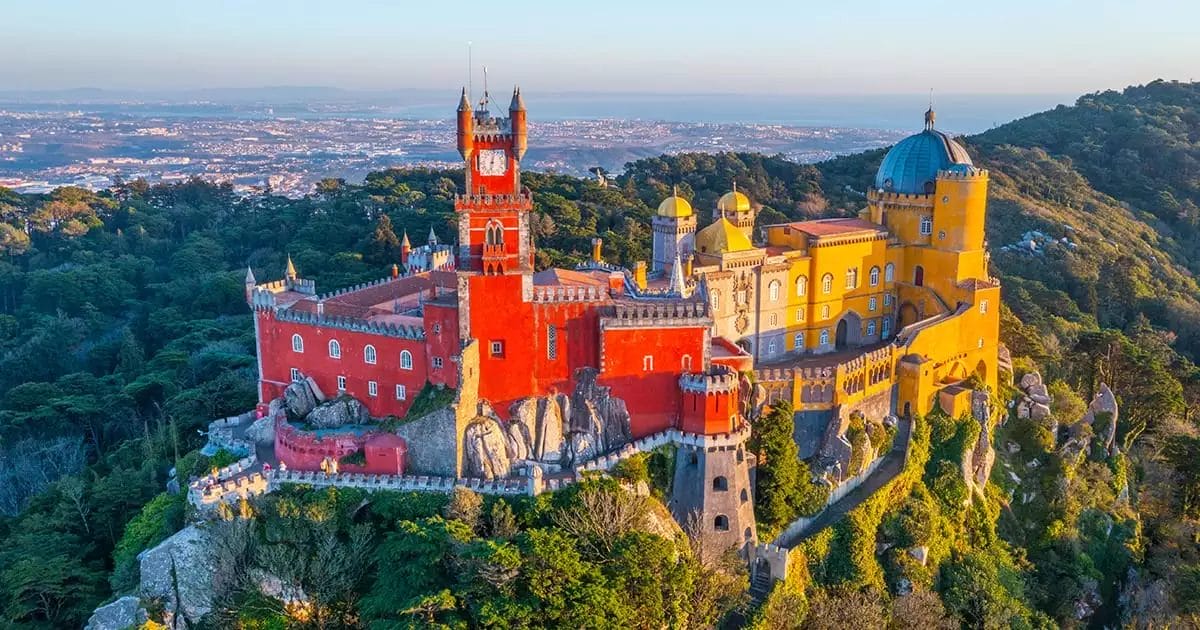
[657,186,694,218]
[695,217,753,254]
[717,182,751,213]
[874,109,972,195]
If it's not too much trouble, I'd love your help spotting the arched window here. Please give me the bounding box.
[819,329,830,345]
[919,215,933,236]
[291,334,304,353]
[867,320,877,336]
[712,476,729,491]
[821,273,833,294]
[882,318,892,338]
[364,345,377,365]
[914,265,925,287]
[821,305,830,320]
[869,266,880,286]
[768,280,781,302]
[714,515,729,531]
[744,527,753,541]
[795,276,808,297]
[681,355,693,371]
[767,339,778,355]
[884,263,895,282]
[399,350,413,370]
[768,313,778,326]
[794,332,804,350]
[710,290,720,311]
[485,220,504,245]
[740,488,749,503]
[328,339,341,358]
[845,267,858,289]
[869,296,877,312]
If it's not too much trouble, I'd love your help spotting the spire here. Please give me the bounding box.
[672,184,679,198]
[670,253,686,295]
[285,254,297,280]
[458,87,471,112]
[244,266,255,284]
[925,89,935,130]
[509,85,525,111]
[732,180,737,194]
[428,226,438,246]
[401,230,411,248]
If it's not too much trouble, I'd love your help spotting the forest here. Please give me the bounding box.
[0,80,1199,627]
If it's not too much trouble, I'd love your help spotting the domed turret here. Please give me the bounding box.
[874,110,972,195]
[717,182,751,214]
[657,187,694,218]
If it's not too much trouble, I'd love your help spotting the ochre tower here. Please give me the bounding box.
[651,186,697,275]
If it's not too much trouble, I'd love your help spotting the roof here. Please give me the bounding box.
[287,271,457,320]
[657,193,694,218]
[783,217,883,238]
[695,217,754,254]
[533,268,610,287]
[874,125,973,195]
[717,190,751,213]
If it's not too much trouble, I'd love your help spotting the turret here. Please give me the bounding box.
[456,87,474,160]
[509,86,527,161]
[428,226,438,247]
[400,231,411,266]
[285,255,297,282]
[244,266,256,303]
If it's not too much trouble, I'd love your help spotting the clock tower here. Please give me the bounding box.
[454,86,532,275]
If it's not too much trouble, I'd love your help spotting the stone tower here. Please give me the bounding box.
[652,187,697,275]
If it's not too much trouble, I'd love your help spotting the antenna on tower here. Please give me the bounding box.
[467,41,473,102]
[478,65,491,111]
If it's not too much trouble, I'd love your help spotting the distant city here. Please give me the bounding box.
[0,90,1071,197]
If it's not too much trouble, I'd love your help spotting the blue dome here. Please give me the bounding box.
[874,128,973,195]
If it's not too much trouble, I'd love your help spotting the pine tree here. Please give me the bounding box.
[750,400,803,530]
[365,214,402,265]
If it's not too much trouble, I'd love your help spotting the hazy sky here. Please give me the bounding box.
[3,0,1196,95]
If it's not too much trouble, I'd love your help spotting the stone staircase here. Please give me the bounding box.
[749,570,774,602]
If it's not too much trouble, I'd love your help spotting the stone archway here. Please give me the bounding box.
[835,311,862,350]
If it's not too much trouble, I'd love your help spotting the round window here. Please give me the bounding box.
[938,230,947,240]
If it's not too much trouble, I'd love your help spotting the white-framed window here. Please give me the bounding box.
[490,340,504,356]
[328,339,341,358]
[711,290,720,311]
[821,305,830,320]
[643,355,654,371]
[795,276,808,297]
[845,268,858,289]
[364,344,377,365]
[884,293,892,307]
[819,329,830,345]
[547,325,558,360]
[395,384,407,400]
[795,309,805,322]
[867,320,877,336]
[869,296,877,312]
[290,367,301,382]
[291,334,304,353]
[882,318,891,338]
[432,357,443,369]
[768,313,778,326]
[337,375,347,391]
[919,215,933,236]
[978,337,985,348]
[767,339,778,355]
[400,350,413,370]
[885,263,895,282]
[682,355,693,371]
[794,332,804,350]
[979,299,989,314]
[822,273,833,294]
[368,381,378,397]
[869,266,880,286]
[768,280,781,302]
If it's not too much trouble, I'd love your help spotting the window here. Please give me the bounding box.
[432,357,444,369]
[328,339,341,358]
[546,325,558,360]
[869,296,877,312]
[490,341,504,356]
[291,334,304,353]
[290,367,301,382]
[882,318,891,338]
[794,332,805,350]
[337,375,347,391]
[978,337,985,349]
[979,299,989,314]
[767,339,778,355]
[869,266,880,286]
[740,488,749,503]
[919,215,933,236]
[643,355,654,371]
[712,476,729,491]
[884,293,892,307]
[432,322,441,334]
[395,384,407,400]
[845,267,858,289]
[768,313,778,326]
[822,273,833,294]
[885,263,895,282]
[795,276,808,297]
[368,381,378,397]
[820,329,830,345]
[714,515,729,532]
[681,355,693,371]
[711,290,720,311]
[795,309,805,322]
[821,305,830,320]
[867,320,877,336]
[400,350,413,370]
[768,280,781,302]
[364,344,377,365]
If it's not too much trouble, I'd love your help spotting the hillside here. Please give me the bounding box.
[0,82,1199,628]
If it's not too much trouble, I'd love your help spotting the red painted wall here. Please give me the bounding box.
[275,418,407,475]
[599,326,708,436]
[680,390,738,435]
[423,302,461,388]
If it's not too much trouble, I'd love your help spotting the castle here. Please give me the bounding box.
[244,89,998,558]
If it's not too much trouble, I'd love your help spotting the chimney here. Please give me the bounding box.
[684,257,693,277]
[391,264,399,279]
[634,261,648,290]
[591,238,602,263]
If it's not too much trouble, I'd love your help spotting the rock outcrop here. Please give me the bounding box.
[306,396,370,429]
[567,367,633,459]
[463,417,512,480]
[244,416,275,444]
[86,595,148,630]
[283,377,319,419]
[964,389,996,496]
[138,524,218,628]
[1081,383,1119,456]
[507,394,566,462]
[1015,371,1053,423]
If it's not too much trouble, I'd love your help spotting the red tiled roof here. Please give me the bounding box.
[784,218,882,237]
[287,271,457,319]
[533,268,609,287]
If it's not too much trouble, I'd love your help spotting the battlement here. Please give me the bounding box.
[936,166,988,180]
[679,365,739,395]
[454,190,533,211]
[316,275,403,302]
[755,365,835,383]
[531,284,607,303]
[274,308,425,339]
[867,188,936,207]
[602,300,710,328]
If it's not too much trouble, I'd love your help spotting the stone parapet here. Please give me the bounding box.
[679,365,738,395]
[273,308,425,340]
[601,301,710,328]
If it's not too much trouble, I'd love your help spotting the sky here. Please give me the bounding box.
[2,0,1197,96]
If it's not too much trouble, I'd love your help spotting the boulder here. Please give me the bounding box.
[1081,383,1119,455]
[244,416,275,444]
[139,525,217,628]
[1019,371,1043,391]
[86,595,148,630]
[464,418,512,480]
[508,395,565,463]
[1016,400,1031,419]
[908,546,929,566]
[965,392,996,493]
[570,367,633,455]
[1030,402,1051,420]
[304,375,327,403]
[306,397,370,429]
[282,378,318,419]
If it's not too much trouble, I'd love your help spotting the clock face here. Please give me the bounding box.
[478,149,508,176]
